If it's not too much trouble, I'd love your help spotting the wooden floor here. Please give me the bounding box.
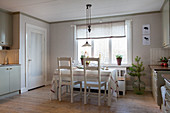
[0,86,161,113]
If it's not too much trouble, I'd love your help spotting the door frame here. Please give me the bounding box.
[25,23,47,90]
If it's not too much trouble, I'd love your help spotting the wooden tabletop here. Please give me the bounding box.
[162,74,170,83]
[149,65,170,70]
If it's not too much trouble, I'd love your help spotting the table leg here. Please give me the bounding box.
[108,78,111,106]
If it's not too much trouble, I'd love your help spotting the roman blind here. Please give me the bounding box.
[76,21,126,40]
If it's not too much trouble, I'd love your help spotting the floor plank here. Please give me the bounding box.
[0,86,161,113]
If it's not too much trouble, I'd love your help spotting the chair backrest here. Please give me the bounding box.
[83,58,101,83]
[57,57,73,81]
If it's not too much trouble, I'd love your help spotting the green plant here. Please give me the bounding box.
[80,55,85,59]
[128,56,145,94]
[116,54,122,59]
[160,57,168,62]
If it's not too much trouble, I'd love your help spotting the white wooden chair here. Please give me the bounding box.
[58,57,82,103]
[83,58,107,106]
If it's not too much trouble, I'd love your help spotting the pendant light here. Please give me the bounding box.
[82,4,92,47]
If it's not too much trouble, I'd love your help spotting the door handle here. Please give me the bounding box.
[28,59,32,61]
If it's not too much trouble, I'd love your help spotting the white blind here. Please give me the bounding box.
[76,21,126,39]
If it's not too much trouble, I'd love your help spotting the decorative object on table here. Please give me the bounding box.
[142,35,150,45]
[160,57,168,67]
[142,24,150,34]
[105,66,109,70]
[80,51,90,65]
[116,54,122,65]
[128,56,145,95]
[82,4,92,47]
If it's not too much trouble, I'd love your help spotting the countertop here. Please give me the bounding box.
[162,74,170,83]
[149,65,170,71]
[0,64,21,67]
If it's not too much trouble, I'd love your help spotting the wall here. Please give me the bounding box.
[0,50,19,64]
[150,48,170,65]
[50,12,163,91]
[19,14,50,92]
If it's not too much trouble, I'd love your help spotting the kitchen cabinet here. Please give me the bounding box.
[151,69,170,107]
[0,65,21,96]
[162,0,170,48]
[0,11,12,47]
[161,75,170,113]
[9,66,21,92]
[0,67,10,95]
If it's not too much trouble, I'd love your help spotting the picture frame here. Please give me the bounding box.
[142,24,150,34]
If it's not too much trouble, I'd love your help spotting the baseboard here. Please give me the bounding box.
[0,91,19,99]
[21,87,28,93]
[126,85,151,91]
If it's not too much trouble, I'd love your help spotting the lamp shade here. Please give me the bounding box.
[82,41,91,47]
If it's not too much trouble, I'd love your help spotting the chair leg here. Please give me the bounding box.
[104,83,107,97]
[66,85,68,93]
[84,85,87,104]
[88,86,90,96]
[98,86,101,106]
[71,84,73,103]
[80,82,82,95]
[59,83,61,101]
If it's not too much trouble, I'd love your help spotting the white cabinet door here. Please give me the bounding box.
[0,67,10,95]
[9,66,21,92]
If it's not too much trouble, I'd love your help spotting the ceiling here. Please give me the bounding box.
[0,0,165,22]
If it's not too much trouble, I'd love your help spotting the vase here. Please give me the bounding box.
[116,58,122,65]
[81,58,84,65]
[132,79,145,95]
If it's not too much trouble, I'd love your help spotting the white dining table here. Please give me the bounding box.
[50,68,118,106]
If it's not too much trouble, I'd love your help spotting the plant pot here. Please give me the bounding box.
[81,58,84,65]
[132,79,145,95]
[116,58,122,65]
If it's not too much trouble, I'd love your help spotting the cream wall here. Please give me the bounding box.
[19,14,50,91]
[50,12,162,91]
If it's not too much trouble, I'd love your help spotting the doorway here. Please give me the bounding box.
[26,24,47,90]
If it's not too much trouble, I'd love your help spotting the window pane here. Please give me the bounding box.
[93,39,109,64]
[112,38,127,64]
[78,40,91,62]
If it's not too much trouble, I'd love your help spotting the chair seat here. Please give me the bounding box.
[61,81,82,85]
[86,81,106,87]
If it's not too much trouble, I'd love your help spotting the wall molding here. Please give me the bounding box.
[50,11,161,24]
[12,10,161,24]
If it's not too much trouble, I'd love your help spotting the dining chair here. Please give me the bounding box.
[58,57,82,103]
[83,58,107,106]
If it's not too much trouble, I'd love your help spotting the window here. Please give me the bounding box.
[75,20,132,65]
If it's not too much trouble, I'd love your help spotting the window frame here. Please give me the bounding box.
[73,20,132,66]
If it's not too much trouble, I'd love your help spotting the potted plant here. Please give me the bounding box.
[128,56,145,95]
[116,55,122,65]
[160,57,168,67]
[80,55,85,65]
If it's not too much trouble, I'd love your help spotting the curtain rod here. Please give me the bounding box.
[76,20,125,26]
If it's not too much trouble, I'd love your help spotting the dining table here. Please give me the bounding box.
[50,67,118,106]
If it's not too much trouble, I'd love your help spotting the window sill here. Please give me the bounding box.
[102,64,132,68]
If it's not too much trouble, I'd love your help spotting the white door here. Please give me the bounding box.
[26,24,46,90]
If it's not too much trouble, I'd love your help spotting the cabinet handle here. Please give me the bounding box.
[10,68,12,70]
[6,68,8,70]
